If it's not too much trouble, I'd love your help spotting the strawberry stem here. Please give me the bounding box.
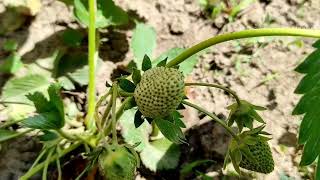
[185,82,241,106]
[111,84,119,145]
[166,28,320,67]
[182,100,240,142]
[85,0,97,131]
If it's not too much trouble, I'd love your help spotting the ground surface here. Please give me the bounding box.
[0,0,320,179]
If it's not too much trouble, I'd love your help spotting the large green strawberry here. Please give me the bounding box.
[99,146,137,180]
[239,140,274,174]
[134,67,185,118]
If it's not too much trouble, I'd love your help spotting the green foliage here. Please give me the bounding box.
[119,108,151,152]
[119,108,182,171]
[1,74,50,103]
[22,84,65,130]
[3,39,18,51]
[131,24,157,68]
[154,118,186,144]
[0,53,23,74]
[293,40,320,172]
[0,129,27,143]
[74,0,128,28]
[61,28,84,47]
[140,138,181,171]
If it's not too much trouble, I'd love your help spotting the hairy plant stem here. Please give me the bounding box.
[111,84,118,145]
[104,97,133,136]
[85,0,97,130]
[56,129,76,141]
[166,28,320,67]
[95,90,111,131]
[185,82,241,106]
[182,100,240,142]
[19,142,82,180]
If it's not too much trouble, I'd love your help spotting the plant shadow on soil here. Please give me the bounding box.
[138,119,253,180]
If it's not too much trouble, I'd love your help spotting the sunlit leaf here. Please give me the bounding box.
[294,42,320,168]
[140,138,180,171]
[1,74,50,103]
[0,53,23,74]
[73,0,128,28]
[131,24,156,69]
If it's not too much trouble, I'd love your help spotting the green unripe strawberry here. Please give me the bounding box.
[99,146,137,180]
[134,67,185,118]
[239,140,274,174]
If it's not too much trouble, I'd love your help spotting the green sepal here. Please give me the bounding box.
[166,111,186,128]
[154,118,187,144]
[142,54,152,71]
[132,68,141,85]
[118,78,136,93]
[134,110,144,128]
[227,100,266,131]
[156,57,167,67]
[229,148,242,174]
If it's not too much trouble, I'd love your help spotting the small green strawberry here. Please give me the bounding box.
[99,145,137,180]
[134,67,185,118]
[239,140,274,174]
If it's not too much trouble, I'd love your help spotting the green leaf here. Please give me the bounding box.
[119,108,151,152]
[47,84,64,120]
[132,68,141,85]
[58,76,75,90]
[39,131,58,141]
[295,48,320,74]
[154,48,198,76]
[154,118,187,144]
[23,84,65,130]
[140,138,181,171]
[131,23,156,68]
[22,111,63,130]
[73,0,128,28]
[313,40,320,48]
[26,92,52,113]
[3,39,18,51]
[119,79,136,93]
[142,55,152,71]
[317,159,320,180]
[1,74,50,103]
[0,129,25,143]
[0,53,23,74]
[61,28,84,47]
[294,43,320,168]
[229,0,255,19]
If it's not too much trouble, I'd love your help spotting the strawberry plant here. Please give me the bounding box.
[1,0,320,179]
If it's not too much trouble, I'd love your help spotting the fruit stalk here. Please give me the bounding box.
[111,84,118,145]
[19,142,82,180]
[166,28,320,67]
[182,100,240,142]
[185,82,241,106]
